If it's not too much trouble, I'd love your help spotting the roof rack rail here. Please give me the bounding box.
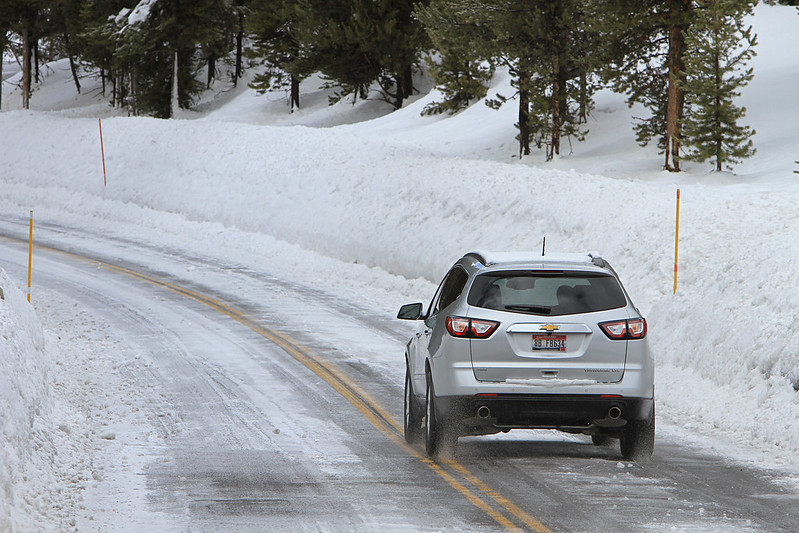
[464,251,488,266]
[588,252,606,268]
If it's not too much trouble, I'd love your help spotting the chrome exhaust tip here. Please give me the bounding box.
[477,406,491,419]
[608,406,622,420]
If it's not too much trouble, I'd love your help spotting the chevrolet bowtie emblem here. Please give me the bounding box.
[540,324,560,332]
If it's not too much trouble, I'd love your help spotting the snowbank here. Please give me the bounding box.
[0,269,58,530]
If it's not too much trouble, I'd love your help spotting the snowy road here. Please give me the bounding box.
[1,221,798,532]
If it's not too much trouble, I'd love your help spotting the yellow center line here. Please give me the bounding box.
[6,236,552,532]
[445,460,552,533]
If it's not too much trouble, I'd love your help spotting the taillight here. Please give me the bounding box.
[627,318,647,338]
[446,316,500,339]
[599,318,647,340]
[446,317,471,336]
[600,320,628,339]
[471,319,500,338]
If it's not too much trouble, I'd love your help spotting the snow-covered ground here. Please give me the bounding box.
[2,3,799,530]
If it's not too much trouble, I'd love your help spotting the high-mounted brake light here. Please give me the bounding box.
[599,318,647,340]
[446,316,500,339]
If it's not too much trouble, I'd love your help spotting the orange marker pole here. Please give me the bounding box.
[27,210,33,303]
[674,189,680,295]
[99,118,107,186]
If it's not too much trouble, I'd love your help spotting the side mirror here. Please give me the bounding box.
[397,302,423,320]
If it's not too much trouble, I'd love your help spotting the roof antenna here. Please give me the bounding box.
[542,237,546,256]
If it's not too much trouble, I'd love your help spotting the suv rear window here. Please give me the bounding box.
[467,271,627,316]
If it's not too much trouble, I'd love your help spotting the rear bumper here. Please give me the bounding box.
[437,394,654,436]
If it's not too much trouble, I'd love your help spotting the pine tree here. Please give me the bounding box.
[478,0,599,159]
[414,0,495,115]
[602,0,695,172]
[418,0,599,158]
[201,1,238,90]
[48,0,85,95]
[3,0,50,109]
[108,0,232,117]
[231,2,249,86]
[524,0,598,159]
[289,0,429,110]
[681,0,756,171]
[286,0,381,105]
[247,0,310,111]
[76,0,130,107]
[367,0,430,108]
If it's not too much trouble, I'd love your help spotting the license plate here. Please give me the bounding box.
[532,334,566,351]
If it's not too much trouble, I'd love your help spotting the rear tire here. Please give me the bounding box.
[404,364,422,444]
[620,405,655,460]
[424,372,456,458]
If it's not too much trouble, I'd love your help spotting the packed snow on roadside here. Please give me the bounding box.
[2,3,799,529]
[0,270,54,531]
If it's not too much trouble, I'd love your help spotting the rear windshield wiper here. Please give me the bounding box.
[504,305,552,315]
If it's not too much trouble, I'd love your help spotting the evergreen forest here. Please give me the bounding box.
[2,0,796,171]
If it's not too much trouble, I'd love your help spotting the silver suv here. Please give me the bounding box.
[398,251,655,460]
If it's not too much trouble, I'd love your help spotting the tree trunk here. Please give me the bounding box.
[665,0,691,172]
[579,70,588,124]
[518,75,531,158]
[550,52,562,161]
[22,27,31,109]
[0,32,8,109]
[401,64,413,101]
[63,32,81,94]
[68,55,81,94]
[130,72,138,116]
[207,55,216,88]
[714,50,722,172]
[290,75,300,112]
[392,64,414,110]
[171,51,179,118]
[33,37,40,83]
[234,12,244,87]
